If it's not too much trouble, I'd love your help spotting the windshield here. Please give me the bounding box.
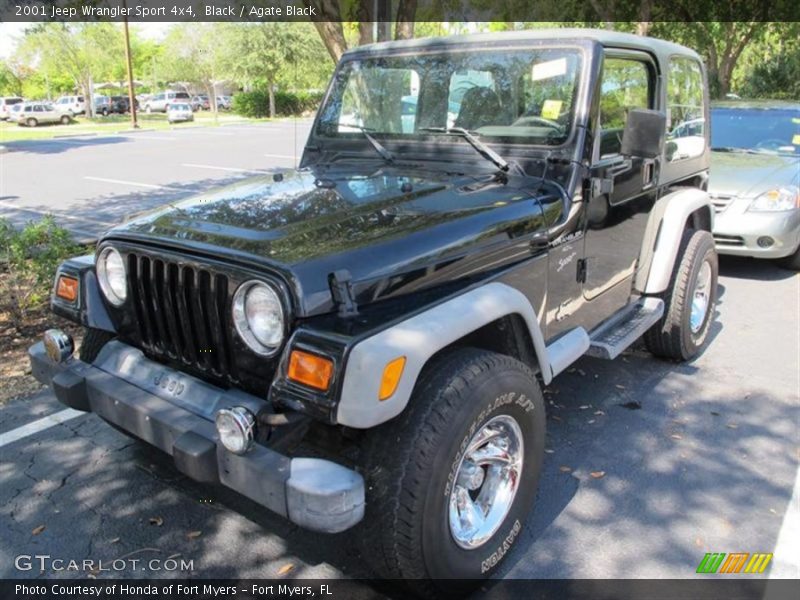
[711,107,800,156]
[316,47,583,148]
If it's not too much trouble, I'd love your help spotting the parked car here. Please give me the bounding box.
[54,95,85,116]
[191,95,210,111]
[709,101,800,270]
[17,102,72,126]
[31,30,718,593]
[143,91,191,113]
[0,96,24,120]
[94,96,112,116]
[167,102,194,124]
[215,95,231,110]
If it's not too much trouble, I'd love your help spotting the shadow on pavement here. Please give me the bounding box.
[718,255,796,281]
[3,135,132,156]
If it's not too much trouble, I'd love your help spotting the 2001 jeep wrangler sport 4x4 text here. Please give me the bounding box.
[31,30,717,593]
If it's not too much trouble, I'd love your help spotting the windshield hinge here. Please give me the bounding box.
[329,269,359,317]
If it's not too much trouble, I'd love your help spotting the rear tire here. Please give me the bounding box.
[360,347,545,596]
[79,327,115,363]
[60,115,70,125]
[645,228,718,361]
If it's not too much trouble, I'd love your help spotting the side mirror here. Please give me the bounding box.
[621,109,666,159]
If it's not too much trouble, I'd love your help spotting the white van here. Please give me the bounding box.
[0,97,24,120]
[54,95,86,116]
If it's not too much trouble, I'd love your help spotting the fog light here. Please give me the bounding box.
[757,236,774,248]
[215,407,255,454]
[43,329,74,363]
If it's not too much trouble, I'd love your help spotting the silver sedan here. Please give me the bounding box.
[709,102,800,270]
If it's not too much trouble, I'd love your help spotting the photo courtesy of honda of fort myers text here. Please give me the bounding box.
[1,1,799,600]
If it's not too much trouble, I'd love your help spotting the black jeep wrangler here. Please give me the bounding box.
[31,30,716,591]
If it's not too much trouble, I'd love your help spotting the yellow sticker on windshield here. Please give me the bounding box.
[542,100,563,120]
[793,134,800,145]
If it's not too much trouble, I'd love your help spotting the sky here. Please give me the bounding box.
[0,22,173,59]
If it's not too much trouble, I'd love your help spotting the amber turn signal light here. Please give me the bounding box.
[55,275,78,303]
[288,350,334,391]
[379,356,406,401]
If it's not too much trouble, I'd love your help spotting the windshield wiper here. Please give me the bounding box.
[711,146,760,154]
[347,125,394,164]
[419,127,525,176]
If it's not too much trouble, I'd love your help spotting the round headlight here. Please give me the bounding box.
[96,247,127,306]
[215,407,255,454]
[232,281,284,355]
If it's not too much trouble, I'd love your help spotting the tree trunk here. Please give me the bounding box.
[356,0,374,46]
[395,0,417,40]
[268,83,276,119]
[304,1,348,61]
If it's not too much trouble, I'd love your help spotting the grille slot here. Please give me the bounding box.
[710,194,734,213]
[713,234,745,247]
[128,253,232,379]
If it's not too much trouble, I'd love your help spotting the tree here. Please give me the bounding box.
[18,23,124,116]
[303,0,420,63]
[159,23,228,115]
[221,23,326,117]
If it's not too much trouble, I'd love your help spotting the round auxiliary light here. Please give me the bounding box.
[232,281,285,356]
[43,329,74,364]
[96,247,127,306]
[215,407,256,455]
[757,236,774,248]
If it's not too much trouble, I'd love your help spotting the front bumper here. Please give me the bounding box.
[29,340,364,534]
[713,203,800,259]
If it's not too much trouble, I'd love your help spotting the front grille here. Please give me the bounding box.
[713,234,745,247]
[710,194,735,213]
[127,254,235,380]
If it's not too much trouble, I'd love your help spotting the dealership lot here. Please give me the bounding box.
[0,119,313,241]
[0,125,798,586]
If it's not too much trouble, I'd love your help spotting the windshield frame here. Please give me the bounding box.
[308,39,594,165]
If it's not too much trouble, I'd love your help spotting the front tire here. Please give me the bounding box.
[645,228,718,361]
[60,115,70,125]
[360,348,545,595]
[27,117,37,127]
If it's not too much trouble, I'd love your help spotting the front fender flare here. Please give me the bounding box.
[336,282,587,429]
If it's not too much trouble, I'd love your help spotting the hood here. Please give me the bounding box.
[709,151,800,198]
[106,164,552,316]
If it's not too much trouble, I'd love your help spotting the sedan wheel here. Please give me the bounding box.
[27,117,38,127]
[60,115,70,125]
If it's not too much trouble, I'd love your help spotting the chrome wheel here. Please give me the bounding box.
[690,260,712,333]
[448,415,524,549]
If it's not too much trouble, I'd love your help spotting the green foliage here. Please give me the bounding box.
[0,217,80,332]
[232,90,324,118]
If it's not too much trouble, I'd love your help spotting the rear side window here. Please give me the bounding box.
[666,57,705,162]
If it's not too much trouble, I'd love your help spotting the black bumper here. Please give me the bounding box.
[29,341,364,533]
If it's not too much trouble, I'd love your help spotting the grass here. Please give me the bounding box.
[0,111,280,143]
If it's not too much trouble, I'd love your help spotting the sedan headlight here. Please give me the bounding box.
[232,281,284,355]
[748,186,800,212]
[96,247,127,306]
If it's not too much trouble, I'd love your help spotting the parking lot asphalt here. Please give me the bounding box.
[0,119,313,241]
[0,126,798,588]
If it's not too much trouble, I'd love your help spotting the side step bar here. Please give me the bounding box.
[587,297,664,360]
